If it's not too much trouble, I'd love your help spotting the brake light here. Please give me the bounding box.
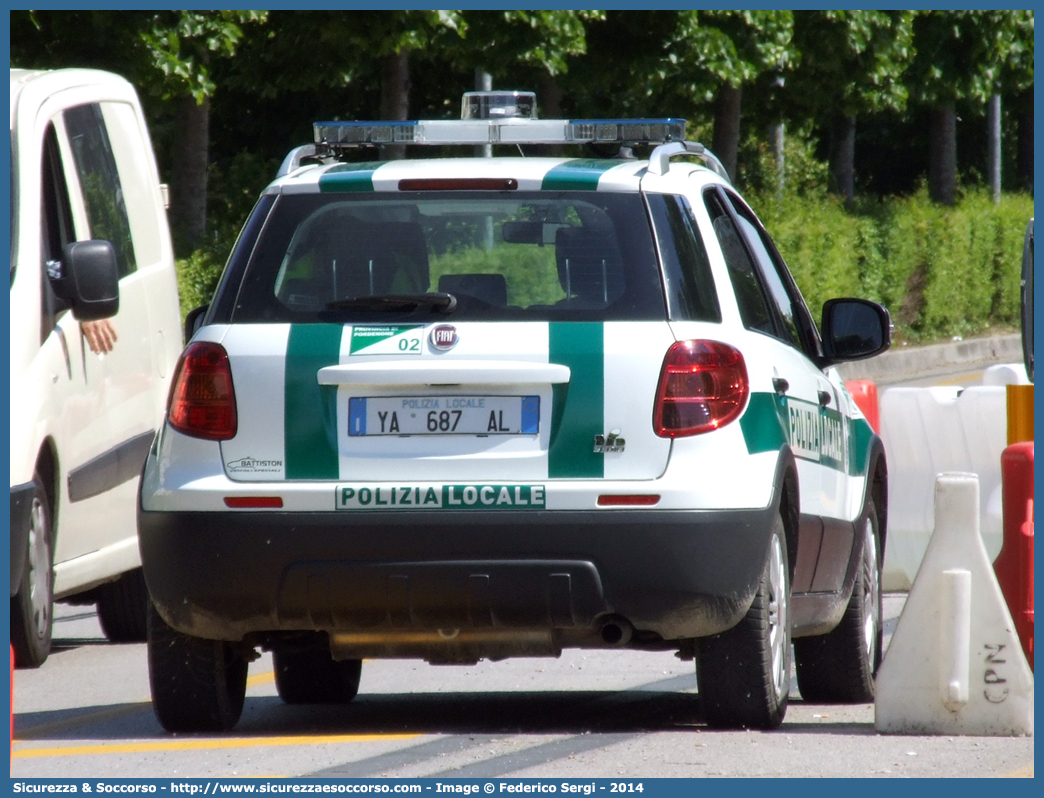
[167,342,238,440]
[398,178,518,191]
[653,340,748,437]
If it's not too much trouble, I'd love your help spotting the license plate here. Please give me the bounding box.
[348,396,539,436]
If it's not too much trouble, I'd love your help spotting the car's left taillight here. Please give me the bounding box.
[167,341,238,440]
[653,340,749,437]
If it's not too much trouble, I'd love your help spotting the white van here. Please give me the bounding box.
[9,68,182,667]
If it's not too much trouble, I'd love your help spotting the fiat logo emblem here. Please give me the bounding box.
[430,325,458,350]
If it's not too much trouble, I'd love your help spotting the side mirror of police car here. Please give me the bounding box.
[184,304,209,343]
[820,298,891,365]
[60,240,120,322]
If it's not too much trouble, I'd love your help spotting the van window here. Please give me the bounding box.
[63,103,136,278]
[40,124,76,342]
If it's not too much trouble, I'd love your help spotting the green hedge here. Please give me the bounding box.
[752,188,1033,341]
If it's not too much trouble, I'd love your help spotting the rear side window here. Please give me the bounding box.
[704,188,774,335]
[229,191,666,323]
[63,103,136,278]
[646,193,720,322]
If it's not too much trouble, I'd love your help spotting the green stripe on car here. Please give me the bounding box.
[847,416,874,477]
[285,324,343,479]
[739,392,789,455]
[548,322,604,478]
[541,159,619,191]
[318,162,386,193]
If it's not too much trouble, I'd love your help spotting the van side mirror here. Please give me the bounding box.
[60,240,120,321]
[184,304,208,343]
[820,298,891,365]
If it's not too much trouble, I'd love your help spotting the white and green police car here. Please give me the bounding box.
[139,92,891,732]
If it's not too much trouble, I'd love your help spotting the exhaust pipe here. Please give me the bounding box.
[600,616,634,647]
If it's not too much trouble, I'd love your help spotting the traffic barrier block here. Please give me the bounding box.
[875,473,1033,736]
[995,443,1034,669]
[880,387,1007,590]
[845,379,879,433]
[982,363,1030,387]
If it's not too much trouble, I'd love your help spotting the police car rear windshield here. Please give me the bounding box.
[230,192,669,323]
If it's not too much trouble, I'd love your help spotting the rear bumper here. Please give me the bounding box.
[139,504,776,649]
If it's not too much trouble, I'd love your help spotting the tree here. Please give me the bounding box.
[907,11,1024,205]
[11,10,267,254]
[665,11,795,182]
[788,11,914,205]
[140,12,267,252]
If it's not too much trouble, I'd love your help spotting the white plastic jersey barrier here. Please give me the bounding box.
[981,362,1030,386]
[880,386,1007,591]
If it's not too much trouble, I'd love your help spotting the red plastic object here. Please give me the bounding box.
[995,442,1034,670]
[845,380,880,434]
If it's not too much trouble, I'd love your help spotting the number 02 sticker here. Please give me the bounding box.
[349,325,423,356]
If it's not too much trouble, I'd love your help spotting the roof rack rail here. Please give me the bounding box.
[277,144,340,178]
[648,141,731,183]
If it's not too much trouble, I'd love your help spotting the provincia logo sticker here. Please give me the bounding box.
[349,325,423,355]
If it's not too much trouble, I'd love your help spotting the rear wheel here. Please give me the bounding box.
[274,637,362,704]
[11,474,54,669]
[147,601,248,732]
[697,512,790,729]
[794,498,882,703]
[96,568,149,643]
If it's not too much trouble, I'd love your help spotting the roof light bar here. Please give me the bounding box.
[462,90,536,120]
[313,117,687,150]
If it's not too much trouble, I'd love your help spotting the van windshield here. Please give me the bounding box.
[231,191,666,323]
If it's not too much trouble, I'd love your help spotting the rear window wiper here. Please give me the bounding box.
[325,292,457,313]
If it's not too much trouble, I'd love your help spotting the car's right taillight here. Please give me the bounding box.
[167,341,238,440]
[653,340,749,437]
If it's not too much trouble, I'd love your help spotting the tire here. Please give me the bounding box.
[274,638,362,705]
[794,497,883,704]
[146,601,248,732]
[11,474,54,669]
[696,512,791,729]
[96,568,149,643]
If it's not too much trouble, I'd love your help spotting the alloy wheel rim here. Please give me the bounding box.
[28,497,52,638]
[766,534,788,699]
[862,518,879,664]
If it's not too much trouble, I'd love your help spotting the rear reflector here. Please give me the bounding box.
[224,496,284,509]
[398,177,518,191]
[654,340,749,437]
[597,495,661,506]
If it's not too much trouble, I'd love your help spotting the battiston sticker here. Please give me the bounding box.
[336,484,546,510]
[349,325,423,355]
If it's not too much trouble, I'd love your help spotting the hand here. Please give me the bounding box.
[82,319,117,355]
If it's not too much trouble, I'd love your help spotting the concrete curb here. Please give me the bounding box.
[836,334,1023,383]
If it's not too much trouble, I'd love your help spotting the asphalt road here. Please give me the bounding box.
[12,340,1033,780]
[11,594,1033,780]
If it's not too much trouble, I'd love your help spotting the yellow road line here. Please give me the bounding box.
[247,671,275,687]
[16,672,275,741]
[934,371,985,386]
[1001,764,1034,778]
[13,733,418,759]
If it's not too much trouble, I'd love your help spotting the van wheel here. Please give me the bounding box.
[11,474,54,669]
[147,601,248,732]
[696,512,790,729]
[274,639,361,704]
[794,497,882,703]
[96,568,149,643]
